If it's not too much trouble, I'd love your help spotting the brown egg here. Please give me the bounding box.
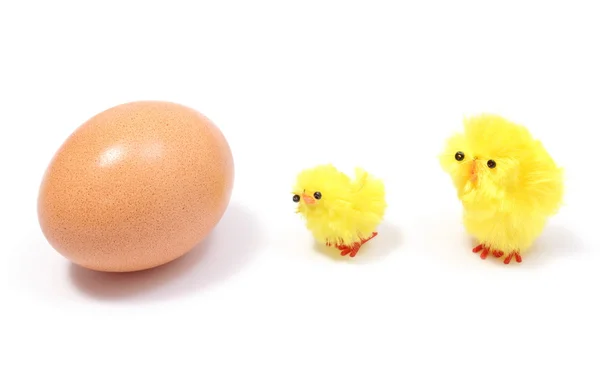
[37,101,234,272]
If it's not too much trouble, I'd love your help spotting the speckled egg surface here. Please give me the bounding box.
[37,101,234,272]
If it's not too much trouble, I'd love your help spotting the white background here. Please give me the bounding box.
[1,1,599,386]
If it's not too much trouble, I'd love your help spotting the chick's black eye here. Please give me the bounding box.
[292,194,300,202]
[455,151,465,161]
[313,191,322,200]
[487,160,496,169]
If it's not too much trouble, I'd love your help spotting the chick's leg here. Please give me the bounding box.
[339,243,361,258]
[492,250,504,258]
[361,232,378,244]
[473,244,506,259]
[472,244,490,259]
[503,251,522,264]
[337,232,378,258]
[335,242,356,256]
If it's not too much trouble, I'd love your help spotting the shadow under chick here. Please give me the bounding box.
[312,221,401,264]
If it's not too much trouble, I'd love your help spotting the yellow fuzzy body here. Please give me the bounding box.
[440,114,564,256]
[293,164,387,246]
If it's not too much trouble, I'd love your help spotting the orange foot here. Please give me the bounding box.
[335,232,378,258]
[503,251,522,264]
[472,244,504,260]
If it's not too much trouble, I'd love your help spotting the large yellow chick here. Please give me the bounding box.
[440,114,564,264]
[292,164,387,258]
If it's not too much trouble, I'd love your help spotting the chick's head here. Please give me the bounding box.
[440,114,535,201]
[292,164,351,218]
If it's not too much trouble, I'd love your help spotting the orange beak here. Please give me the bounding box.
[302,194,316,205]
[470,160,478,182]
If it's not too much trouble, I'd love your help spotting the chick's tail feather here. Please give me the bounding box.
[352,167,387,214]
[353,167,384,193]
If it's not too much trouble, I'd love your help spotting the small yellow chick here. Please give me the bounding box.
[440,114,564,264]
[292,164,387,258]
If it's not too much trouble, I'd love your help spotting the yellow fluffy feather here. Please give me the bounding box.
[292,164,387,258]
[440,114,564,264]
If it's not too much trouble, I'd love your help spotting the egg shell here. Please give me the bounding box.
[37,101,234,272]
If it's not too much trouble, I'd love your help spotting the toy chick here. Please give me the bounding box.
[440,114,564,264]
[292,164,387,258]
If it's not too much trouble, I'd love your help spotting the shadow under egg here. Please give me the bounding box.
[68,203,263,302]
